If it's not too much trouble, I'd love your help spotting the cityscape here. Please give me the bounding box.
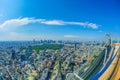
[0,0,120,80]
[0,39,101,80]
[0,35,120,80]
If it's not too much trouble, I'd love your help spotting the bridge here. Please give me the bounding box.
[66,34,120,80]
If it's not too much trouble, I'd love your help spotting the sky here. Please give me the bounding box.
[0,0,120,41]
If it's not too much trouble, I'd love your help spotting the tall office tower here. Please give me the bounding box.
[11,50,16,68]
[74,43,77,51]
[33,39,36,44]
[11,50,16,60]
[21,55,26,62]
[26,46,32,58]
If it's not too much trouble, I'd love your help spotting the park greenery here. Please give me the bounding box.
[21,44,64,53]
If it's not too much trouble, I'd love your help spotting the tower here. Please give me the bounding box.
[74,43,77,51]
[11,50,16,68]
[26,46,32,58]
[11,50,16,60]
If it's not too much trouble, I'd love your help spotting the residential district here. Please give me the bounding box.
[0,40,100,80]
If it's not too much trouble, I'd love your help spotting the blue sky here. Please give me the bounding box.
[0,0,120,41]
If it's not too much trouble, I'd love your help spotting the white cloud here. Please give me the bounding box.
[41,20,64,25]
[41,21,99,29]
[0,18,44,28]
[0,17,99,29]
[64,35,80,38]
[64,22,98,29]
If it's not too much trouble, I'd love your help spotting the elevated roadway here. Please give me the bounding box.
[97,44,120,80]
[90,46,118,80]
[84,43,120,80]
[79,48,106,80]
[79,44,112,80]
[68,42,120,80]
[98,46,119,80]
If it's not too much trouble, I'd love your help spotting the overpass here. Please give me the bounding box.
[98,45,120,80]
[78,34,115,80]
[90,44,119,80]
[66,34,120,80]
[88,43,120,80]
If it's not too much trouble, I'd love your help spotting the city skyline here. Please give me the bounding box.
[0,0,120,41]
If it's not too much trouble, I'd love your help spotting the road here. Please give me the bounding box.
[98,46,120,80]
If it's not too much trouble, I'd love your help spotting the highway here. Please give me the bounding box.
[80,45,115,80]
[73,73,83,80]
[90,46,119,80]
[79,48,106,80]
[98,46,119,80]
[82,43,120,80]
[97,44,120,80]
[68,42,120,80]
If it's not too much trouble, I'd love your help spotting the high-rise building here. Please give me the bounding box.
[33,39,36,44]
[21,55,26,62]
[74,44,77,51]
[26,46,32,58]
[11,50,16,60]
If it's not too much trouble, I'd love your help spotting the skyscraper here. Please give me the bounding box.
[26,46,32,58]
[74,44,77,51]
[11,50,16,60]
